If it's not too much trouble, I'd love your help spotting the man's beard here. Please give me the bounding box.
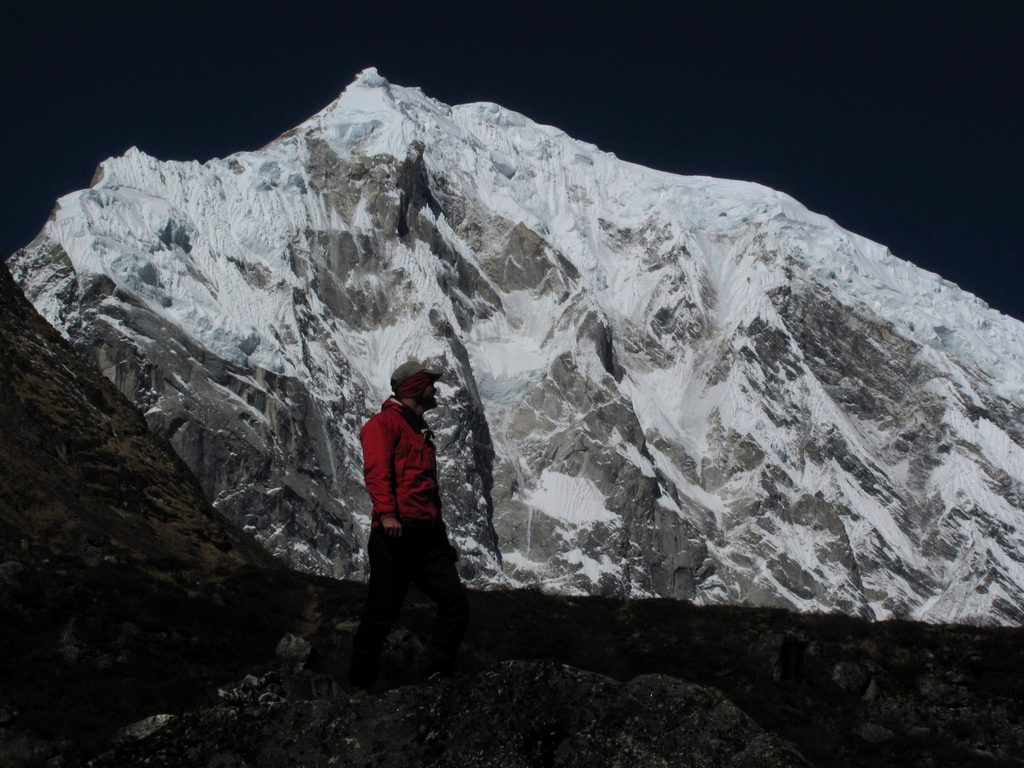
[419,393,438,411]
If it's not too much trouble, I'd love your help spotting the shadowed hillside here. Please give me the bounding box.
[2,260,1023,767]
[0,260,320,763]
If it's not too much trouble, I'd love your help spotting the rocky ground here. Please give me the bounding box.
[85,658,808,768]
[3,561,1023,767]
[3,257,1023,767]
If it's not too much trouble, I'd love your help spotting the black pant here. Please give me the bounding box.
[348,521,469,687]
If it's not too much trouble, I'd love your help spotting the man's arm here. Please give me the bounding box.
[360,418,402,537]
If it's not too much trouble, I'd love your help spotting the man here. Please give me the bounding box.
[347,359,469,690]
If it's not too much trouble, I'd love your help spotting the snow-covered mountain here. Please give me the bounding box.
[11,68,1024,625]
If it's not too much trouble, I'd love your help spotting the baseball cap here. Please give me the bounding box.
[390,359,444,389]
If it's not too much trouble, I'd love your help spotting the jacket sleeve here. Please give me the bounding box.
[360,417,398,523]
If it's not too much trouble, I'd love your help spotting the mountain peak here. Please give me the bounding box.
[352,66,389,89]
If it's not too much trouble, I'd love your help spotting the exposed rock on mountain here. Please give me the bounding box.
[10,68,1024,624]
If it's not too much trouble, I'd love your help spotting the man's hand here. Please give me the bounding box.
[382,517,403,538]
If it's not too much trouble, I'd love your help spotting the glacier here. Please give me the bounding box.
[11,67,1024,625]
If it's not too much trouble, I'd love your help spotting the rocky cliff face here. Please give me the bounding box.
[10,68,1024,624]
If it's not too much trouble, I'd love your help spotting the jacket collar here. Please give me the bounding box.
[383,397,429,433]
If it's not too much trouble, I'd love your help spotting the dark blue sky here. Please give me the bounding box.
[4,1,1022,318]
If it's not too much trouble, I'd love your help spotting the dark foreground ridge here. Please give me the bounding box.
[87,658,806,768]
[2,260,1023,767]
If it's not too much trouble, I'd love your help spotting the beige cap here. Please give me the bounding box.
[390,359,443,389]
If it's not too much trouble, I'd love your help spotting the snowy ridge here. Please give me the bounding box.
[12,68,1024,625]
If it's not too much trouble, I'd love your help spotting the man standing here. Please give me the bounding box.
[348,360,469,690]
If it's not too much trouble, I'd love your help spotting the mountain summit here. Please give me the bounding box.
[11,70,1024,624]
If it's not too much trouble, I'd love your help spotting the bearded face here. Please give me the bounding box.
[418,383,438,411]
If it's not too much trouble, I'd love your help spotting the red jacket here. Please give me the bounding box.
[359,398,442,528]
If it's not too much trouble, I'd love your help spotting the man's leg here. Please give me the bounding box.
[349,531,410,688]
[411,534,469,677]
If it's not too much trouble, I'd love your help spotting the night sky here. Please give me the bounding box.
[4,1,1022,319]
